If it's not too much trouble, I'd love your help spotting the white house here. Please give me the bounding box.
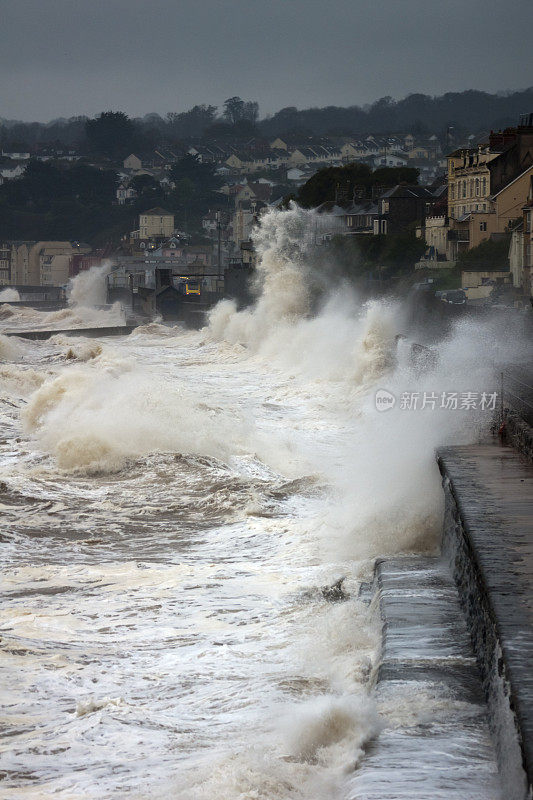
[371,154,408,169]
[116,184,138,205]
[1,150,30,160]
[0,164,26,180]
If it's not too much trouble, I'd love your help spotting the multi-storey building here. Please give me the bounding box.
[447,147,495,219]
[448,117,533,221]
[417,117,533,269]
[519,183,533,300]
[374,185,435,235]
[138,208,175,239]
[9,241,90,286]
[0,242,13,284]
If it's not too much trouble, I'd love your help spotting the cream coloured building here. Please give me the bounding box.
[138,208,175,239]
[0,242,13,284]
[10,241,90,285]
[491,165,533,231]
[225,154,246,172]
[40,251,90,286]
[418,215,450,261]
[523,202,533,300]
[463,165,533,250]
[447,146,497,219]
[514,180,533,298]
[509,227,524,290]
[461,268,510,292]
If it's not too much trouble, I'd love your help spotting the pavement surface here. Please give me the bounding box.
[348,557,501,799]
[438,443,533,793]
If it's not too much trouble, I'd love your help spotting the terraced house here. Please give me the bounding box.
[448,116,533,221]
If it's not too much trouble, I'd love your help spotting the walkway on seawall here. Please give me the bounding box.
[348,557,501,799]
[438,444,533,799]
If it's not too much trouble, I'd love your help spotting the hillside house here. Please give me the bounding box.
[123,154,143,171]
[137,208,175,239]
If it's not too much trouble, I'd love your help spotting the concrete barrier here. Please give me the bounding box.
[438,444,533,799]
[4,326,136,340]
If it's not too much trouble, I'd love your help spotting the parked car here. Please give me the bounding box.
[438,289,466,305]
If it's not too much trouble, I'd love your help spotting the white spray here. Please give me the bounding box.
[67,261,113,308]
[0,287,21,302]
[8,204,531,800]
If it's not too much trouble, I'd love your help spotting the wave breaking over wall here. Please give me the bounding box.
[1,205,530,798]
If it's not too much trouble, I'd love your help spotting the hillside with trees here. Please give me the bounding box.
[259,88,533,138]
[329,232,426,281]
[456,237,511,271]
[1,88,531,151]
[0,153,223,245]
[297,163,420,207]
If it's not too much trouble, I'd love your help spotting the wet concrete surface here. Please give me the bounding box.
[348,557,501,799]
[438,443,533,798]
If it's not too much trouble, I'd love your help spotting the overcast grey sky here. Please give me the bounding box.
[1,0,531,122]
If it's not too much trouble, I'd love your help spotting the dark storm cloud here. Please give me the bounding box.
[1,0,531,121]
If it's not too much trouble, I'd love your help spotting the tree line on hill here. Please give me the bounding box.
[326,234,511,289]
[261,88,533,138]
[296,163,420,207]
[1,88,532,154]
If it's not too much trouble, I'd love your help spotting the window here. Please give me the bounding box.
[451,184,455,200]
[475,178,479,196]
[462,181,466,198]
[480,222,487,232]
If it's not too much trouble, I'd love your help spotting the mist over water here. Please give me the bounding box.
[0,207,527,798]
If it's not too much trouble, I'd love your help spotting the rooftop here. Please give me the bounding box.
[141,207,173,216]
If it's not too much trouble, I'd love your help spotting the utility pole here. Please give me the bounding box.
[128,272,134,311]
[446,126,454,154]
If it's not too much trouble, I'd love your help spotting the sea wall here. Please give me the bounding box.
[438,450,532,800]
[503,408,533,462]
[5,325,135,340]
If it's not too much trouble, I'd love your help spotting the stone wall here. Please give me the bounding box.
[504,408,533,462]
[438,457,531,799]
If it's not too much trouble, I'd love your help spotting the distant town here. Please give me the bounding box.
[1,87,532,314]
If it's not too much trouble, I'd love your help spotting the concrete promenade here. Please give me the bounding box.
[349,557,501,799]
[438,443,533,799]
